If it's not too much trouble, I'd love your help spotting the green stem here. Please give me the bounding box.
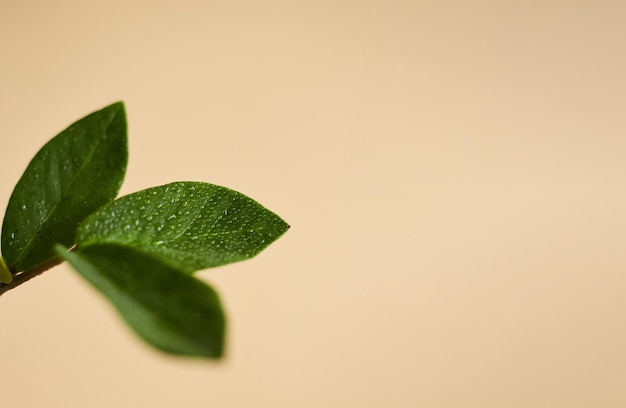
[0,258,62,296]
[0,256,12,283]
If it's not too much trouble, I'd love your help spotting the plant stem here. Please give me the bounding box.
[0,259,62,296]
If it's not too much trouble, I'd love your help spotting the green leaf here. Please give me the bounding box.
[2,102,128,272]
[56,244,225,358]
[76,181,289,273]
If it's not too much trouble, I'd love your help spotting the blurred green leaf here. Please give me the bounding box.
[77,181,289,273]
[2,102,128,272]
[56,244,225,358]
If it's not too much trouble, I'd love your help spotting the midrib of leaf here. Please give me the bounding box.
[158,198,236,245]
[97,214,241,255]
[90,225,245,273]
[81,187,233,250]
[13,113,120,270]
[152,229,241,246]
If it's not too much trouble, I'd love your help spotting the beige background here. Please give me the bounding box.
[1,1,626,406]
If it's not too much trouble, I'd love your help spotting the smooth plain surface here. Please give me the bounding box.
[1,1,625,407]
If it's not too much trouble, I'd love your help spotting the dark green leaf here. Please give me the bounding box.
[56,244,225,358]
[2,102,128,272]
[76,181,289,273]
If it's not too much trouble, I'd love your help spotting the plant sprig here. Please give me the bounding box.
[0,102,289,359]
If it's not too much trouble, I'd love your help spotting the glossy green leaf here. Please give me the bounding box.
[2,102,128,273]
[76,181,289,273]
[56,244,225,358]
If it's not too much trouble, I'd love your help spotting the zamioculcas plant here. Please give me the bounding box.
[0,102,289,359]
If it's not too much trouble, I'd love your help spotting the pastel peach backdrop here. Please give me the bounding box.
[1,1,625,407]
